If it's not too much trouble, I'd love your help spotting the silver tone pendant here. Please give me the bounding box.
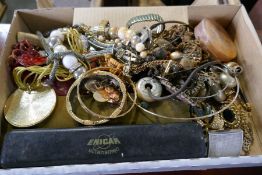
[136,77,162,102]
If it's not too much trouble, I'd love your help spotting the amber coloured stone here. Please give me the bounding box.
[194,18,237,62]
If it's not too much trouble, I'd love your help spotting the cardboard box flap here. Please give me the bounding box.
[228,6,262,153]
[188,5,241,27]
[73,6,188,27]
[18,8,74,33]
[0,12,31,121]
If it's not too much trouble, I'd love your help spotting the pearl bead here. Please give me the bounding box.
[135,42,145,52]
[73,66,86,79]
[117,42,122,47]
[114,39,120,43]
[50,30,64,42]
[131,35,141,47]
[53,44,68,53]
[62,54,78,69]
[125,29,136,40]
[170,51,182,59]
[108,27,118,39]
[220,73,237,88]
[98,35,105,42]
[140,51,148,58]
[210,83,226,102]
[214,90,226,102]
[117,27,128,40]
[59,27,69,34]
[48,37,61,48]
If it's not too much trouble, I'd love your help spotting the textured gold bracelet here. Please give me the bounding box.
[66,76,110,125]
[81,67,138,118]
[76,70,127,119]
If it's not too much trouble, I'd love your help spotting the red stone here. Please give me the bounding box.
[10,40,47,67]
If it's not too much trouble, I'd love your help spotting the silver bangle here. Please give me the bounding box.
[126,14,164,34]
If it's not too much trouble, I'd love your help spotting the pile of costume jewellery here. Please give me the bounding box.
[4,14,253,154]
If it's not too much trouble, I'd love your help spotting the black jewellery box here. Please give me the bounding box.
[0,5,262,174]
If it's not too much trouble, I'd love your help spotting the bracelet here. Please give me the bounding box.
[150,20,193,32]
[79,67,137,118]
[76,70,127,119]
[127,14,164,34]
[66,76,109,125]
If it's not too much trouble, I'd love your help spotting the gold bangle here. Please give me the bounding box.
[115,75,137,117]
[66,75,109,125]
[76,70,127,119]
[66,66,137,125]
[81,67,137,118]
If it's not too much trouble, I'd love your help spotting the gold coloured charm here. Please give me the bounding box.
[4,87,56,127]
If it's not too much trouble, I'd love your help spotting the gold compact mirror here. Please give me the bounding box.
[4,87,57,128]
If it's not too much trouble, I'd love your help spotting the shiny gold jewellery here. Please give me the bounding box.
[3,13,255,154]
[4,87,56,127]
[66,67,137,125]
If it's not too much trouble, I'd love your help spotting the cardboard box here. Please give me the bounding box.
[0,5,262,174]
[36,0,102,8]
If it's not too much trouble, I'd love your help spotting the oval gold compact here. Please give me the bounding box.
[4,87,56,127]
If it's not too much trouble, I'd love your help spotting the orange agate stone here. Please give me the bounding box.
[194,18,237,62]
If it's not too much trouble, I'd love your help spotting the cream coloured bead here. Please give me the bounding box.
[117,27,128,40]
[114,38,120,44]
[117,42,122,47]
[108,27,118,39]
[140,51,148,58]
[135,42,145,52]
[98,35,105,42]
[214,90,226,102]
[125,29,136,40]
[219,73,237,88]
[62,54,78,69]
[53,44,68,53]
[131,35,141,44]
[50,30,64,42]
[59,27,69,34]
[170,51,182,59]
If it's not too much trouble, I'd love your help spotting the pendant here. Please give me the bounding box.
[4,87,56,127]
